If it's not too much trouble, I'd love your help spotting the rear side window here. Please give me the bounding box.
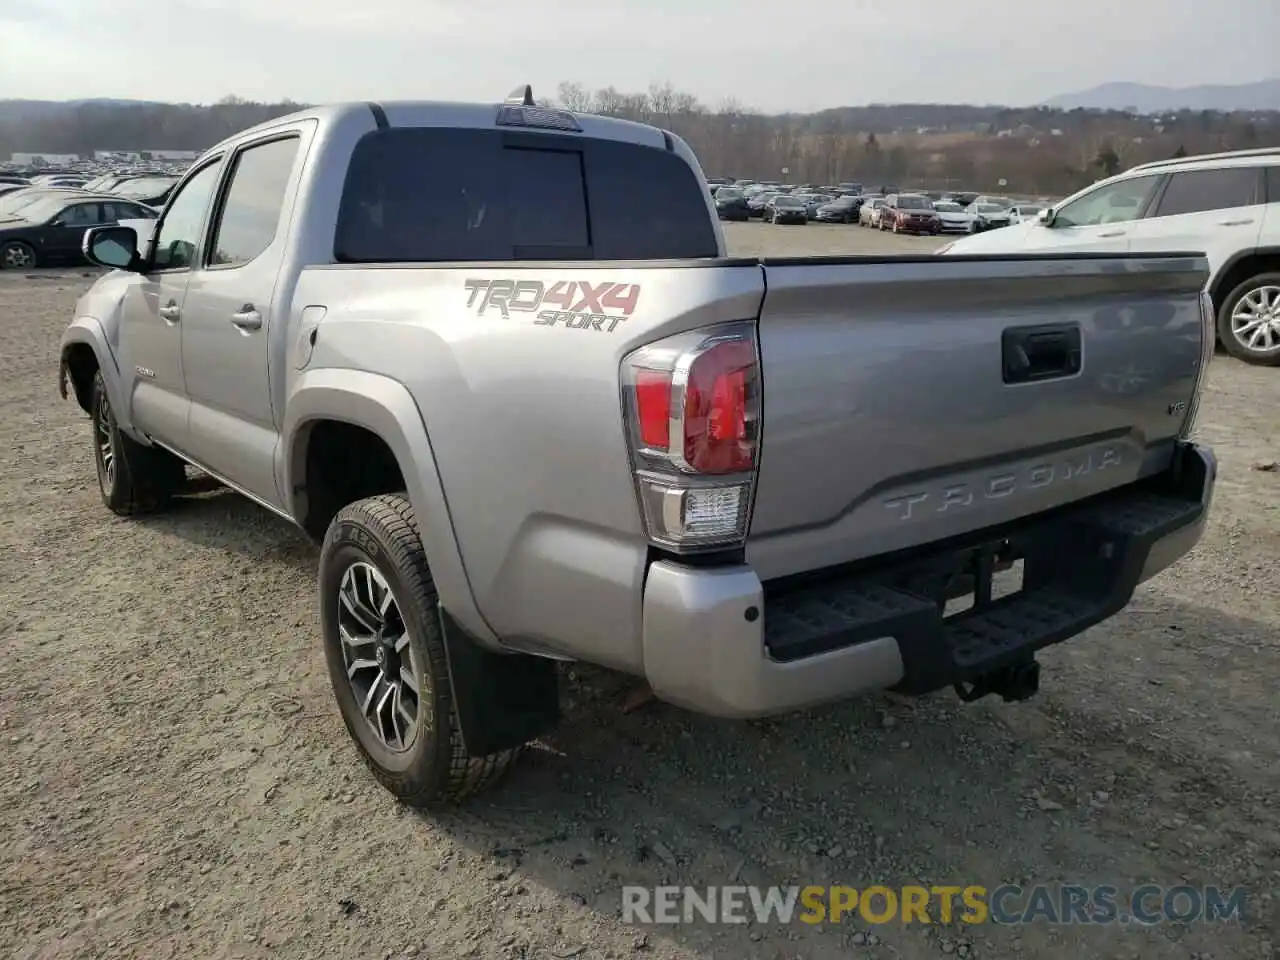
[1266,166,1280,203]
[335,127,718,262]
[1152,167,1261,217]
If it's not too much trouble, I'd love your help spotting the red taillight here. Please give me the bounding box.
[634,369,673,449]
[621,323,759,551]
[682,340,754,473]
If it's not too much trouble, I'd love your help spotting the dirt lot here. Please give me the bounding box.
[2,222,1278,960]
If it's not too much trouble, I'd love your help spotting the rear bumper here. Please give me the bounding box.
[641,441,1215,718]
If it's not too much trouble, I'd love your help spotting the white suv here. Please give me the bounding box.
[938,148,1280,366]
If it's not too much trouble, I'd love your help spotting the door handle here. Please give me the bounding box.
[1217,218,1254,226]
[230,305,263,331]
[158,301,181,323]
[1097,230,1126,238]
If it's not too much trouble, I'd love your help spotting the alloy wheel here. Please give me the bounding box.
[95,392,117,491]
[337,561,422,752]
[2,244,33,269]
[1230,285,1280,355]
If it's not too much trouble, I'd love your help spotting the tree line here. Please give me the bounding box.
[3,85,1278,196]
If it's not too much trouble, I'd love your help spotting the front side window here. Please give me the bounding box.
[1052,174,1161,228]
[151,161,222,270]
[1152,167,1261,218]
[209,137,300,267]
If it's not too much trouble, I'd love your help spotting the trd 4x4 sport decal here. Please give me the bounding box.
[463,279,641,332]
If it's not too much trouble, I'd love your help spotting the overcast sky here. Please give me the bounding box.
[0,0,1275,112]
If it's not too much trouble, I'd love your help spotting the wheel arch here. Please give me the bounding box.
[60,320,129,426]
[1207,246,1280,316]
[283,368,500,648]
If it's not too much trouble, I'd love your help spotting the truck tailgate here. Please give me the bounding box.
[748,253,1209,581]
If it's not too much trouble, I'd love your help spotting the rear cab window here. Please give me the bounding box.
[334,127,719,262]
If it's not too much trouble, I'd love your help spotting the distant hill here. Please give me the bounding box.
[1045,79,1280,113]
[0,98,167,124]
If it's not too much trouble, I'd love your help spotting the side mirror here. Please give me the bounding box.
[1037,208,1055,227]
[83,225,141,271]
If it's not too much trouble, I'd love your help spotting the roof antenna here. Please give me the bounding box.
[505,85,535,106]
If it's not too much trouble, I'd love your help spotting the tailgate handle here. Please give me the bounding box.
[1002,324,1082,384]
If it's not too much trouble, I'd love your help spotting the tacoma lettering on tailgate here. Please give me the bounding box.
[883,446,1123,521]
[463,278,641,332]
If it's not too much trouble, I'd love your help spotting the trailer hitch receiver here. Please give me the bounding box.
[954,658,1041,704]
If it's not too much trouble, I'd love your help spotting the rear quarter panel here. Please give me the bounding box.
[293,262,762,670]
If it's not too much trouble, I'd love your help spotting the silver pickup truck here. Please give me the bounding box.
[60,88,1217,805]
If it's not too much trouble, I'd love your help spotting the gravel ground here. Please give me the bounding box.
[2,222,1277,960]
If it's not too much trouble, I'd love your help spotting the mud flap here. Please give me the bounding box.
[437,607,561,757]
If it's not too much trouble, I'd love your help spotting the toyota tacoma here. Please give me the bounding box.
[60,88,1217,805]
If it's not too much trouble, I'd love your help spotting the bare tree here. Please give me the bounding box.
[556,82,592,113]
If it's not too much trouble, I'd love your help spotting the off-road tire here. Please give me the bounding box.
[1217,271,1280,367]
[319,493,520,805]
[91,370,184,515]
[0,240,37,270]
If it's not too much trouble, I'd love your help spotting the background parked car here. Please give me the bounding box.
[814,195,861,223]
[932,200,976,233]
[859,196,887,227]
[0,186,92,216]
[747,190,785,218]
[793,192,833,219]
[1008,202,1048,224]
[109,175,179,209]
[967,201,1013,232]
[0,194,157,270]
[880,193,941,234]
[714,187,751,221]
[766,195,809,224]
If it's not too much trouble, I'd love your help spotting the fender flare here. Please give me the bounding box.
[59,318,135,434]
[282,367,500,648]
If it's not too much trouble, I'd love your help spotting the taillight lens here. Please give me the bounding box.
[633,370,672,449]
[621,322,760,551]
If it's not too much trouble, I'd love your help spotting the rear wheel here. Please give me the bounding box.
[1218,273,1280,366]
[320,494,521,805]
[91,370,184,515]
[0,240,36,270]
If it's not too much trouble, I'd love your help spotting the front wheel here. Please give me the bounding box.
[320,494,521,805]
[91,370,184,514]
[1218,272,1280,366]
[0,240,36,270]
